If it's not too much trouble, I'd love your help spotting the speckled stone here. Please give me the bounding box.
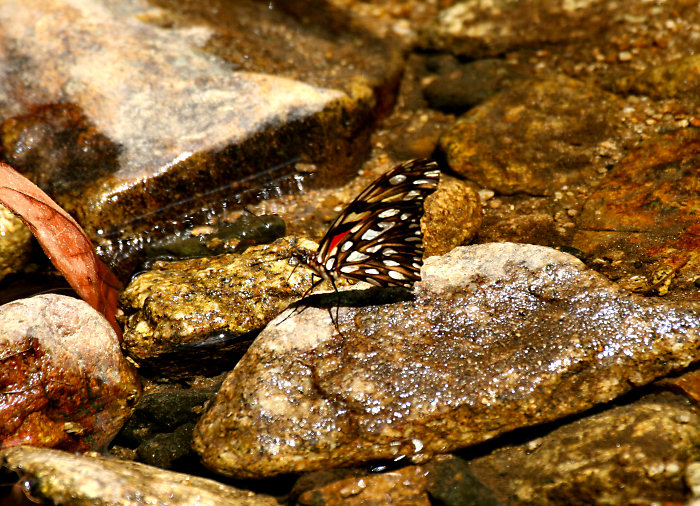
[423,174,481,257]
[0,204,31,282]
[423,56,530,112]
[193,242,700,478]
[614,54,700,99]
[419,0,617,58]
[0,294,140,451]
[120,236,326,376]
[439,75,625,195]
[0,445,277,505]
[296,466,431,505]
[470,392,700,504]
[572,127,700,301]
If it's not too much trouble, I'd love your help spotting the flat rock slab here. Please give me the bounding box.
[573,127,700,300]
[418,0,700,95]
[0,445,277,505]
[439,75,625,195]
[193,243,700,478]
[419,0,619,58]
[0,295,139,451]
[0,0,402,270]
[470,392,700,504]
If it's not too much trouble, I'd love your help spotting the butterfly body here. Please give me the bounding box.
[296,159,440,292]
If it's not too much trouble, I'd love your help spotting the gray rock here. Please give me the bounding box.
[0,445,277,505]
[193,242,700,478]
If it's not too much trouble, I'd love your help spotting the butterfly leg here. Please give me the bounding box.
[329,277,342,330]
[277,274,324,326]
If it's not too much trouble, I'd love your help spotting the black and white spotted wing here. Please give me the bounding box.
[299,159,440,288]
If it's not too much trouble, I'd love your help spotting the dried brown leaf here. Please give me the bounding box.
[0,162,122,338]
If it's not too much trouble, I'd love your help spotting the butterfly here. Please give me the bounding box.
[292,158,440,321]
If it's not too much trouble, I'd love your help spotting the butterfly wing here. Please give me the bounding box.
[315,159,440,287]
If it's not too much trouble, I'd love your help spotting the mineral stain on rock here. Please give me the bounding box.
[0,295,140,452]
[573,127,700,300]
[193,243,700,478]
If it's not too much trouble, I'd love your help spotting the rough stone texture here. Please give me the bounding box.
[0,445,277,505]
[120,236,329,377]
[0,0,403,273]
[193,242,700,478]
[470,392,700,505]
[687,461,700,499]
[419,0,700,97]
[424,455,500,506]
[614,54,700,100]
[439,75,626,196]
[116,378,222,473]
[0,294,140,451]
[422,174,481,257]
[572,127,700,301]
[419,0,618,58]
[296,465,431,505]
[423,56,531,112]
[292,456,499,506]
[0,204,31,282]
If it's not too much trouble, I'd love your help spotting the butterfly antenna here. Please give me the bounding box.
[243,206,273,229]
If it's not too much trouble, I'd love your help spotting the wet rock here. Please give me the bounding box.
[193,242,700,478]
[469,392,700,504]
[379,109,454,162]
[123,389,216,439]
[572,127,700,301]
[423,56,530,112]
[120,237,330,377]
[0,0,403,274]
[687,461,700,499]
[0,204,31,282]
[419,0,700,91]
[439,75,626,195]
[1,103,120,196]
[659,368,700,405]
[296,465,431,505]
[136,423,195,470]
[292,456,499,506]
[423,174,481,257]
[0,294,140,451]
[0,445,277,505]
[116,379,221,472]
[326,0,443,45]
[143,213,286,263]
[424,455,500,506]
